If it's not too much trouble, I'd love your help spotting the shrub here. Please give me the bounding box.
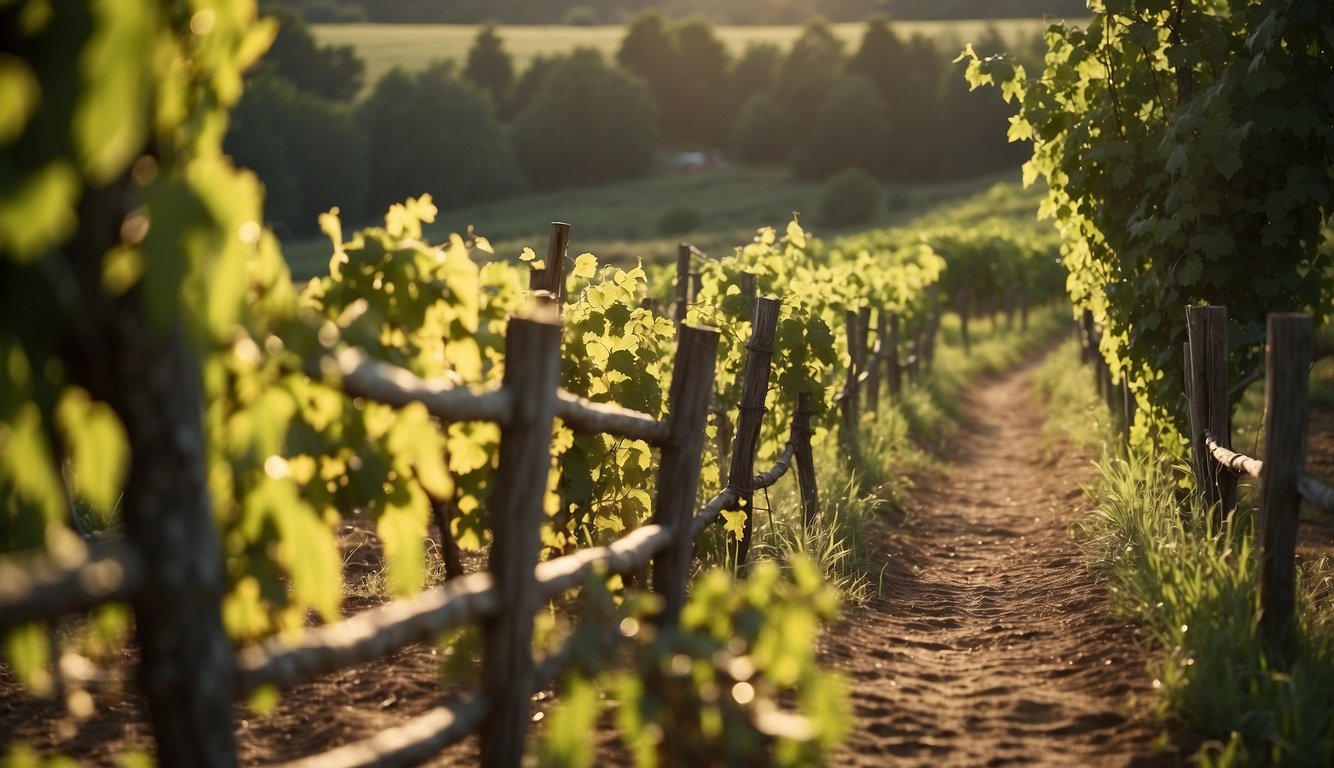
[657,203,702,235]
[817,168,883,227]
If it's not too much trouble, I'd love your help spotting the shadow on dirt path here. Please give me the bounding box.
[821,350,1181,767]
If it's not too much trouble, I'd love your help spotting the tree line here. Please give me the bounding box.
[226,9,1041,236]
[267,0,1088,25]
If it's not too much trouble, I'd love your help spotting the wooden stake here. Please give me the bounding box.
[1186,305,1235,521]
[529,222,570,307]
[479,314,563,768]
[1257,313,1312,654]
[792,392,820,529]
[652,325,720,627]
[673,244,690,325]
[727,297,780,567]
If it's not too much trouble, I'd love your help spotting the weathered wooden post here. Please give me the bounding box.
[857,306,874,413]
[1080,309,1094,365]
[957,290,971,356]
[1186,305,1235,522]
[792,392,820,529]
[430,498,465,580]
[479,313,563,768]
[1257,313,1313,654]
[839,308,862,454]
[119,332,236,767]
[673,243,691,325]
[866,308,883,414]
[652,324,720,627]
[529,222,570,307]
[886,310,902,399]
[727,297,780,567]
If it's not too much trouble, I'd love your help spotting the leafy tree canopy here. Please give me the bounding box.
[964,0,1334,445]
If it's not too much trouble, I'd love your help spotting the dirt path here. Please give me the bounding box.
[820,353,1176,766]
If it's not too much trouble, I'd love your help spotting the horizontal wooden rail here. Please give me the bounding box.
[689,488,743,541]
[269,621,594,768]
[554,390,669,444]
[1203,429,1334,513]
[0,538,145,629]
[235,572,499,695]
[752,442,796,492]
[1298,474,1334,514]
[1204,430,1263,478]
[272,693,491,768]
[240,523,674,694]
[305,350,513,425]
[535,524,673,598]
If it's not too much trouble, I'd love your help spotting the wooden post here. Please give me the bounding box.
[430,498,464,580]
[840,309,861,454]
[886,311,901,399]
[651,324,720,627]
[1122,378,1135,446]
[727,297,780,567]
[479,314,563,768]
[673,244,691,325]
[957,291,971,355]
[1080,309,1094,365]
[529,222,570,307]
[1186,305,1235,521]
[925,311,940,373]
[866,308,882,414]
[857,306,873,413]
[116,330,236,767]
[792,392,819,529]
[1257,313,1313,652]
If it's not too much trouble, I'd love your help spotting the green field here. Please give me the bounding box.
[283,165,1027,280]
[311,19,1077,95]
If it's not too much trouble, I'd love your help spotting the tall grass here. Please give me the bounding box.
[1045,336,1334,766]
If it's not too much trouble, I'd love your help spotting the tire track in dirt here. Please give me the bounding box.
[821,351,1176,767]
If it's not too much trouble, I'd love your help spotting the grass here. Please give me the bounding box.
[1039,333,1334,766]
[312,19,1081,98]
[284,168,1029,281]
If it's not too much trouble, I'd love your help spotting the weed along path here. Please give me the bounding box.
[822,353,1175,766]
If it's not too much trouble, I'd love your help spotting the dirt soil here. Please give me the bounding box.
[17,348,1334,764]
[818,353,1185,767]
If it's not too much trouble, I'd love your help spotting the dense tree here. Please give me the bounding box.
[507,54,558,119]
[669,18,734,144]
[730,92,796,163]
[261,6,365,101]
[226,73,368,235]
[773,17,846,133]
[512,49,658,189]
[617,12,732,145]
[966,0,1334,439]
[846,15,911,104]
[793,75,890,179]
[464,24,515,112]
[357,64,526,213]
[729,43,783,104]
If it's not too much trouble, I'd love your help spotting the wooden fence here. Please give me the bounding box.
[0,224,936,768]
[1073,305,1334,659]
[1179,305,1334,653]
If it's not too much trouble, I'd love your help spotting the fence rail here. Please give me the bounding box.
[0,221,939,768]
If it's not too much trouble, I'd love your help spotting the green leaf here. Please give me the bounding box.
[0,161,79,260]
[377,479,430,597]
[76,0,158,182]
[722,509,747,541]
[572,252,597,279]
[56,387,129,516]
